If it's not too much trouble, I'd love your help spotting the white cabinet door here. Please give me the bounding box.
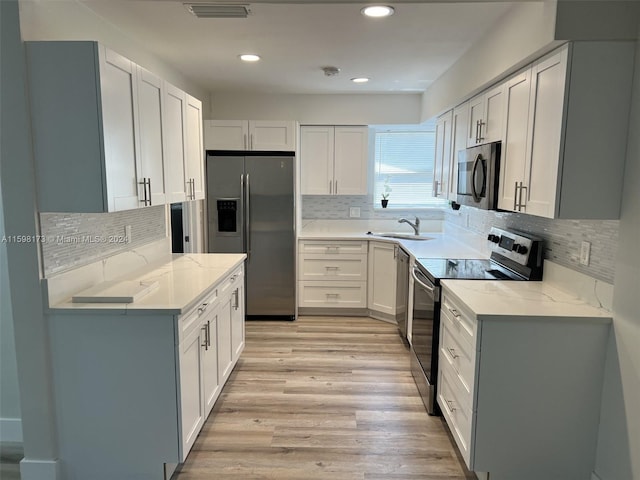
[204,120,248,150]
[163,83,187,203]
[202,314,219,416]
[230,279,245,361]
[466,95,485,147]
[498,69,532,212]
[449,102,469,199]
[524,49,567,218]
[178,323,205,461]
[300,126,334,195]
[367,242,398,316]
[99,46,141,212]
[334,126,368,195]
[185,94,205,201]
[136,66,166,206]
[466,84,504,147]
[217,294,233,383]
[249,120,296,151]
[434,111,453,199]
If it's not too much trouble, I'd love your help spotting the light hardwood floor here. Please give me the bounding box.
[174,316,475,480]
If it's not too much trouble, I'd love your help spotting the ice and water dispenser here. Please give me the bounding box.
[216,199,240,235]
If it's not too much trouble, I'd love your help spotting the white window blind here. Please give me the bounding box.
[373,128,444,208]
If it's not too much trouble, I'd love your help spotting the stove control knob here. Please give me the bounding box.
[515,244,528,255]
[487,234,499,243]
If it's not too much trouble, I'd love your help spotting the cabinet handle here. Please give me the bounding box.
[434,180,439,197]
[478,120,485,142]
[325,266,339,271]
[201,324,209,350]
[447,347,459,359]
[445,399,456,413]
[519,183,527,211]
[207,320,211,347]
[147,178,152,206]
[448,307,461,318]
[326,246,340,253]
[475,120,480,143]
[329,180,332,194]
[326,293,340,298]
[233,289,239,310]
[513,182,520,211]
[335,180,338,194]
[138,178,149,206]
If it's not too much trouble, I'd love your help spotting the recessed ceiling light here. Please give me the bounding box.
[351,77,370,84]
[239,54,260,62]
[361,5,395,18]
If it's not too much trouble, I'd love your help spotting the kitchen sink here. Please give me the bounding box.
[370,233,433,241]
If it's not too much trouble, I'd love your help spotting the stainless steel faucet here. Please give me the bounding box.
[398,217,420,235]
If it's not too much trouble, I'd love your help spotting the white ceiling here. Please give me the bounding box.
[79,1,514,94]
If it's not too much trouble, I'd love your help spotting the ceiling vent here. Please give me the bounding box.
[185,3,251,18]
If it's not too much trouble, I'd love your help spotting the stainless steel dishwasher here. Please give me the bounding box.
[395,246,410,342]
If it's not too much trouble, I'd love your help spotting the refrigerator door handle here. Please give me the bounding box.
[240,174,246,252]
[245,173,251,260]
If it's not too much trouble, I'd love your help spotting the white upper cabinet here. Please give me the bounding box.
[185,94,205,201]
[466,84,505,147]
[136,67,166,206]
[26,42,142,212]
[300,126,368,196]
[300,126,334,195]
[498,42,634,219]
[26,41,204,212]
[204,120,296,151]
[433,110,453,199]
[449,102,470,199]
[162,83,188,204]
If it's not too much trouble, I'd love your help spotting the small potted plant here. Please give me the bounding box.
[381,176,392,208]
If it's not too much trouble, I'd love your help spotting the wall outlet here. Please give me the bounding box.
[349,207,361,218]
[125,225,132,244]
[580,241,591,266]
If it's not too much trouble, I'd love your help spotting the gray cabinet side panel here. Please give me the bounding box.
[559,41,635,219]
[26,42,107,212]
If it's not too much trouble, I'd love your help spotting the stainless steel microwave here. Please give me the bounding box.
[457,141,501,210]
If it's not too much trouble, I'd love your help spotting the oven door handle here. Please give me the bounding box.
[412,267,436,293]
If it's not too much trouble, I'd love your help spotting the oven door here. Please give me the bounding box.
[410,266,440,415]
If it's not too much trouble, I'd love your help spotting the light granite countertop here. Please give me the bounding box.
[442,279,613,321]
[48,253,246,315]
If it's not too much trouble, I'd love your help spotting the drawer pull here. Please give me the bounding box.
[326,293,340,298]
[326,246,340,252]
[201,324,209,351]
[325,266,339,271]
[198,302,209,315]
[447,347,459,359]
[445,399,456,413]
[448,307,461,318]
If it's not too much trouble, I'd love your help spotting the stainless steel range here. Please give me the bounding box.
[410,227,543,415]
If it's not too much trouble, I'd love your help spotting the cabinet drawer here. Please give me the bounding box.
[441,290,477,348]
[219,266,244,296]
[179,288,218,344]
[299,240,367,255]
[298,254,367,281]
[438,361,474,468]
[298,281,367,308]
[440,315,476,399]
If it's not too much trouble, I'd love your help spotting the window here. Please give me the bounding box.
[372,123,445,208]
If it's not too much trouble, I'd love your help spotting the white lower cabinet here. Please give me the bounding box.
[367,241,398,316]
[298,240,368,309]
[438,285,610,480]
[48,263,245,480]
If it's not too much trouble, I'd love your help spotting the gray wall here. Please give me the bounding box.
[0,172,21,434]
[593,21,640,480]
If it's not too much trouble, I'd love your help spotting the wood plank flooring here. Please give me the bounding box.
[174,316,475,480]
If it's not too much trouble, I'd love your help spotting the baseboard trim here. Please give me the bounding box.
[20,458,60,480]
[0,418,22,442]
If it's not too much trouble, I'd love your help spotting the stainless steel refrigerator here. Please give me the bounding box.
[206,152,295,320]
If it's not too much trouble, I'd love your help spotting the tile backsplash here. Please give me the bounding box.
[445,206,618,283]
[302,196,618,283]
[40,206,167,277]
[301,195,445,221]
